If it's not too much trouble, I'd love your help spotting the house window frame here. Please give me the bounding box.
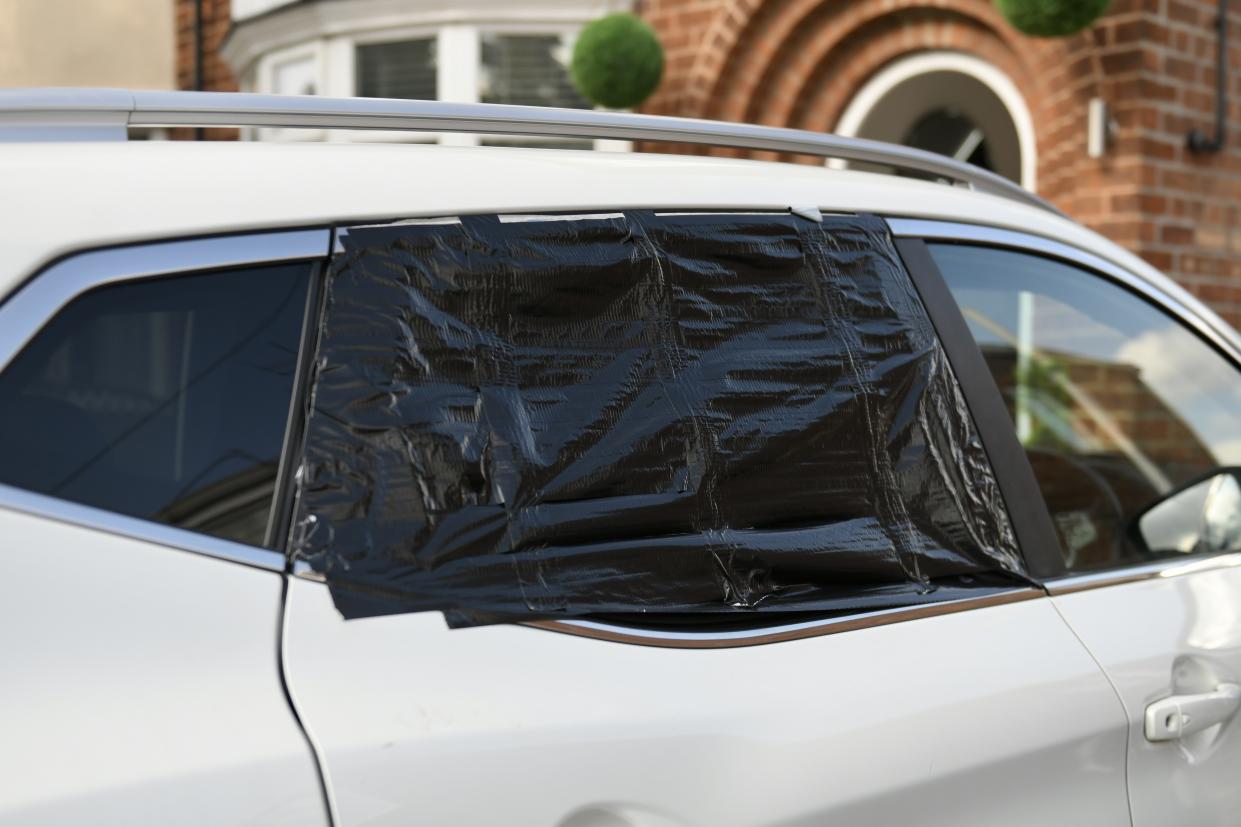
[251,40,327,141]
[243,22,627,151]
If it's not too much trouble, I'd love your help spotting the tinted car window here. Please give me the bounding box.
[0,263,311,547]
[932,243,1241,571]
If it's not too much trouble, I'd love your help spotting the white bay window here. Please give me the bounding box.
[222,0,631,148]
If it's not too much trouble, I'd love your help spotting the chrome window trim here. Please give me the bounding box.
[523,588,1044,649]
[290,567,1044,647]
[1047,553,1241,596]
[0,229,332,374]
[0,228,331,571]
[0,482,286,572]
[889,218,1241,595]
[886,218,1241,366]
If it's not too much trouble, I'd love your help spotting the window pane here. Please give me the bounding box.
[0,263,311,548]
[479,34,589,109]
[932,243,1241,570]
[356,38,437,100]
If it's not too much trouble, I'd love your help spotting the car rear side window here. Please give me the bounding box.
[0,263,311,548]
[292,212,1026,627]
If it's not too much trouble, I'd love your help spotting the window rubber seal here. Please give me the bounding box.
[266,258,330,555]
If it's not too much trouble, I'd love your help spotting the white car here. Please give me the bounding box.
[2,89,1240,827]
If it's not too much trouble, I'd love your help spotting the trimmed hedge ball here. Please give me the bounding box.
[994,0,1111,37]
[570,14,665,109]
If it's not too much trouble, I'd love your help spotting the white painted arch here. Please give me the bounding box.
[834,51,1037,191]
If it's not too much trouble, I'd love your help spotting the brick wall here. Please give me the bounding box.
[173,0,237,139]
[1137,0,1241,324]
[643,0,1241,328]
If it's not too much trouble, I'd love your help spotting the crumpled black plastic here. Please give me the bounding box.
[291,211,1024,626]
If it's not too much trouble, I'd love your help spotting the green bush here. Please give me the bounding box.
[994,0,1111,37]
[570,14,665,109]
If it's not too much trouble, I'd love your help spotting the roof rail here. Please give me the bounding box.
[0,88,1059,215]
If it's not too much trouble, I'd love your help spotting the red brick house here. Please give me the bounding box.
[177,0,1240,325]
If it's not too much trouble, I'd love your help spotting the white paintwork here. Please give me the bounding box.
[0,505,326,826]
[224,0,629,76]
[284,580,1129,826]
[1053,565,1241,827]
[0,140,1174,304]
[834,51,1038,190]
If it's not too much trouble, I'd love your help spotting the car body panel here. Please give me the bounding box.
[284,578,1129,827]
[1052,565,1241,827]
[0,503,327,826]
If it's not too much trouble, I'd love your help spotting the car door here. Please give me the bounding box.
[0,232,330,825]
[915,222,1241,827]
[281,210,1131,826]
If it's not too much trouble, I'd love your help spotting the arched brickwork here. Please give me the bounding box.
[706,0,1029,123]
[641,0,1140,248]
[661,0,1108,208]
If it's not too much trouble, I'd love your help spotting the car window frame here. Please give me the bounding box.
[276,212,1050,648]
[0,215,1055,650]
[888,217,1241,594]
[0,228,332,572]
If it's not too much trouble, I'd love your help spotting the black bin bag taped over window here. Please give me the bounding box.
[292,211,1026,627]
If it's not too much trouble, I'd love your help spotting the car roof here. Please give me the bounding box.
[0,139,1189,313]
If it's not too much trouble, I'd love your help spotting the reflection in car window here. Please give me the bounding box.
[0,263,310,547]
[931,244,1241,571]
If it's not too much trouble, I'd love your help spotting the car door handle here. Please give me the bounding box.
[1145,683,1241,741]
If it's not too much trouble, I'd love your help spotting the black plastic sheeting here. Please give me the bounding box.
[292,211,1026,626]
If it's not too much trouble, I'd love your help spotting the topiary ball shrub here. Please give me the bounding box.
[994,0,1111,37]
[570,13,665,109]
